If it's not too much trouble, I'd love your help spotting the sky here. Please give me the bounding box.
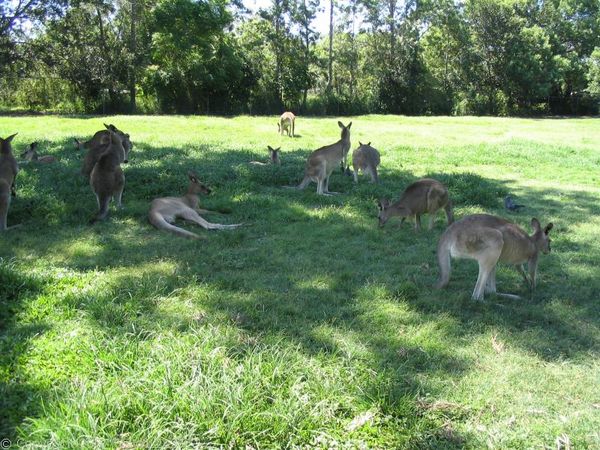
[243,0,331,35]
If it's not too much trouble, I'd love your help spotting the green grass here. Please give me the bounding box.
[1,115,599,449]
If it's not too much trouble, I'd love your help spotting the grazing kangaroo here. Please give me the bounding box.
[0,133,19,231]
[278,112,295,137]
[435,214,554,301]
[89,130,130,223]
[20,142,57,163]
[351,141,380,184]
[295,121,352,195]
[75,124,132,177]
[148,171,242,239]
[250,146,281,165]
[378,178,453,230]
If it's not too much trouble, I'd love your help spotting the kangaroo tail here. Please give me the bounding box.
[444,198,454,224]
[435,230,452,289]
[296,175,311,190]
[0,182,10,231]
[90,194,110,224]
[149,211,201,239]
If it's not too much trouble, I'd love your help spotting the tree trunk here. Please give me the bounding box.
[129,0,137,113]
[328,0,334,92]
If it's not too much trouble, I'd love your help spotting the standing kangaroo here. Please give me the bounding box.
[0,133,19,231]
[250,146,281,165]
[89,130,129,223]
[351,141,380,184]
[20,142,57,163]
[278,112,295,137]
[75,124,132,177]
[295,121,352,195]
[148,172,242,239]
[435,214,554,301]
[378,178,453,230]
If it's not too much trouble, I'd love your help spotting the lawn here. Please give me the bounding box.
[1,115,599,449]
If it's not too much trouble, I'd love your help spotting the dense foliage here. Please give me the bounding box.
[1,0,599,115]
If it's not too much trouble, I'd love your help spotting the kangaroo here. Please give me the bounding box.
[0,133,19,231]
[351,141,380,184]
[278,112,295,137]
[148,171,242,239]
[295,121,352,195]
[20,142,57,163]
[89,130,130,224]
[75,124,132,177]
[378,178,453,231]
[250,146,281,165]
[435,214,554,301]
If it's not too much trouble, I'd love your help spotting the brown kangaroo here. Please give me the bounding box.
[435,214,554,301]
[250,146,281,165]
[75,124,132,177]
[295,121,352,195]
[0,133,19,231]
[278,112,295,137]
[89,130,130,223]
[378,178,453,231]
[351,141,380,184]
[148,172,242,239]
[20,142,57,163]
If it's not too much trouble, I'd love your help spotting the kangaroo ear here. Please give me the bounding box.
[531,218,542,232]
[544,223,553,235]
[30,142,38,149]
[347,122,352,129]
[267,145,273,151]
[367,141,371,146]
[359,141,364,146]
[276,147,281,152]
[5,133,18,142]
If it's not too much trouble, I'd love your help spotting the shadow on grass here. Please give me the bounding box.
[0,260,50,442]
[2,139,600,446]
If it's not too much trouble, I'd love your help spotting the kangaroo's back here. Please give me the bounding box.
[0,134,19,231]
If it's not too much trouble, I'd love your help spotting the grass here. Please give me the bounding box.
[1,114,599,449]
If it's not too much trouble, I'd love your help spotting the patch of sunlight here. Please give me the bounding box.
[295,274,336,292]
[311,323,371,360]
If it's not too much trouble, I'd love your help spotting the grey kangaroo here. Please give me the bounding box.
[435,214,553,301]
[295,121,352,195]
[0,133,19,231]
[378,178,453,231]
[89,130,130,223]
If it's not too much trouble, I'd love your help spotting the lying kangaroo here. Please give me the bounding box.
[435,214,554,301]
[89,130,129,223]
[149,171,242,239]
[378,178,453,230]
[75,124,132,177]
[20,142,57,163]
[0,133,19,231]
[295,121,352,195]
[278,112,295,137]
[250,146,281,165]
[351,141,380,184]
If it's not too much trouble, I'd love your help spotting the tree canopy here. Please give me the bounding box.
[1,0,599,115]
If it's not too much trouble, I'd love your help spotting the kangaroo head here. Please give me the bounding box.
[104,123,118,132]
[106,131,129,164]
[377,199,391,227]
[338,121,352,138]
[21,142,37,160]
[531,218,553,254]
[188,171,212,195]
[267,146,281,163]
[0,133,17,154]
